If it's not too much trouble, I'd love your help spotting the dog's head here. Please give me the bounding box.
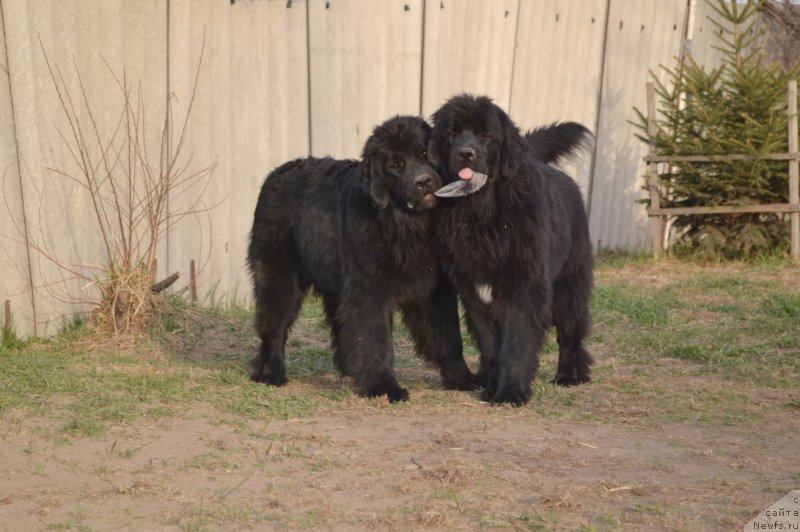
[360,116,441,212]
[428,94,523,190]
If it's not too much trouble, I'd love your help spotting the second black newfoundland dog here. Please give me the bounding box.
[248,116,477,402]
[429,94,595,406]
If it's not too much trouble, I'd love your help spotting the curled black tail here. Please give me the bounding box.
[523,122,592,165]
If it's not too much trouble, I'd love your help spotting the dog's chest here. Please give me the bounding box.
[442,215,513,278]
[366,236,438,299]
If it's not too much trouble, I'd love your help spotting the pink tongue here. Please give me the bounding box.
[458,167,474,180]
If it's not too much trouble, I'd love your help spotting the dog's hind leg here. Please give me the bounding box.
[401,278,479,391]
[321,293,348,376]
[250,263,306,386]
[551,260,594,386]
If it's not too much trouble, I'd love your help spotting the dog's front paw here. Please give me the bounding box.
[362,384,409,403]
[551,369,591,387]
[442,370,483,391]
[250,370,288,387]
[481,384,530,407]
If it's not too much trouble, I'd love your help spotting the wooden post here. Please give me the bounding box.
[189,260,198,303]
[646,82,666,257]
[3,300,11,334]
[788,80,799,261]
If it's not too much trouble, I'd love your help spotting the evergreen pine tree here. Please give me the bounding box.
[635,0,800,259]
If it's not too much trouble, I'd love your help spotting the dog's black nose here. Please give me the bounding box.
[414,175,434,190]
[457,147,475,161]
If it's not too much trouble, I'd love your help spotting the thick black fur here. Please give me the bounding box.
[524,122,591,165]
[247,115,478,402]
[429,94,595,406]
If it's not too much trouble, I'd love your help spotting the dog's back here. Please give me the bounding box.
[248,157,355,293]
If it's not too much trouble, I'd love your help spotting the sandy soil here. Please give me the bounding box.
[0,260,797,531]
[0,396,795,531]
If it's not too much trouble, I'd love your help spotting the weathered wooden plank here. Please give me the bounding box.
[421,0,519,117]
[308,0,423,159]
[168,0,309,307]
[509,0,608,196]
[3,0,167,335]
[648,203,800,216]
[589,0,688,251]
[0,4,36,337]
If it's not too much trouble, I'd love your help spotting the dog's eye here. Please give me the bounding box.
[390,160,404,170]
[419,149,427,158]
[479,132,492,139]
[447,128,456,138]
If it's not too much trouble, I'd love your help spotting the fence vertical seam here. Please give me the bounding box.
[0,1,38,334]
[418,0,426,117]
[165,0,173,277]
[305,0,313,155]
[585,0,612,221]
[506,0,522,113]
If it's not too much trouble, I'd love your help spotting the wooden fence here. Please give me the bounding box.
[644,80,800,260]
[0,1,738,336]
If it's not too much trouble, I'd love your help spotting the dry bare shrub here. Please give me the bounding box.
[27,39,215,334]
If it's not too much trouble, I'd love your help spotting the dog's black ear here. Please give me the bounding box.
[362,160,390,209]
[428,109,448,170]
[426,134,441,168]
[498,115,522,179]
[499,141,520,178]
[361,133,391,209]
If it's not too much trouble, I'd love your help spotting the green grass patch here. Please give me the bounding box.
[286,348,337,378]
[592,284,677,326]
[760,293,800,320]
[1,260,797,438]
[592,267,799,387]
[594,248,653,268]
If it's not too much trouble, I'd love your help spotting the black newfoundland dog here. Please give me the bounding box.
[429,94,595,406]
[247,115,478,402]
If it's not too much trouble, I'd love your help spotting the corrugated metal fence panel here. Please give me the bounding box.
[421,0,519,118]
[509,0,608,196]
[308,0,423,159]
[167,0,309,307]
[588,0,689,251]
[2,0,167,335]
[0,6,35,337]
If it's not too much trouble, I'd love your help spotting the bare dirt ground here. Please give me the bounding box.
[0,260,798,531]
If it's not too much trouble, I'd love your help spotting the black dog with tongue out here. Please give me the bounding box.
[433,166,488,198]
[248,115,479,402]
[428,94,595,406]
